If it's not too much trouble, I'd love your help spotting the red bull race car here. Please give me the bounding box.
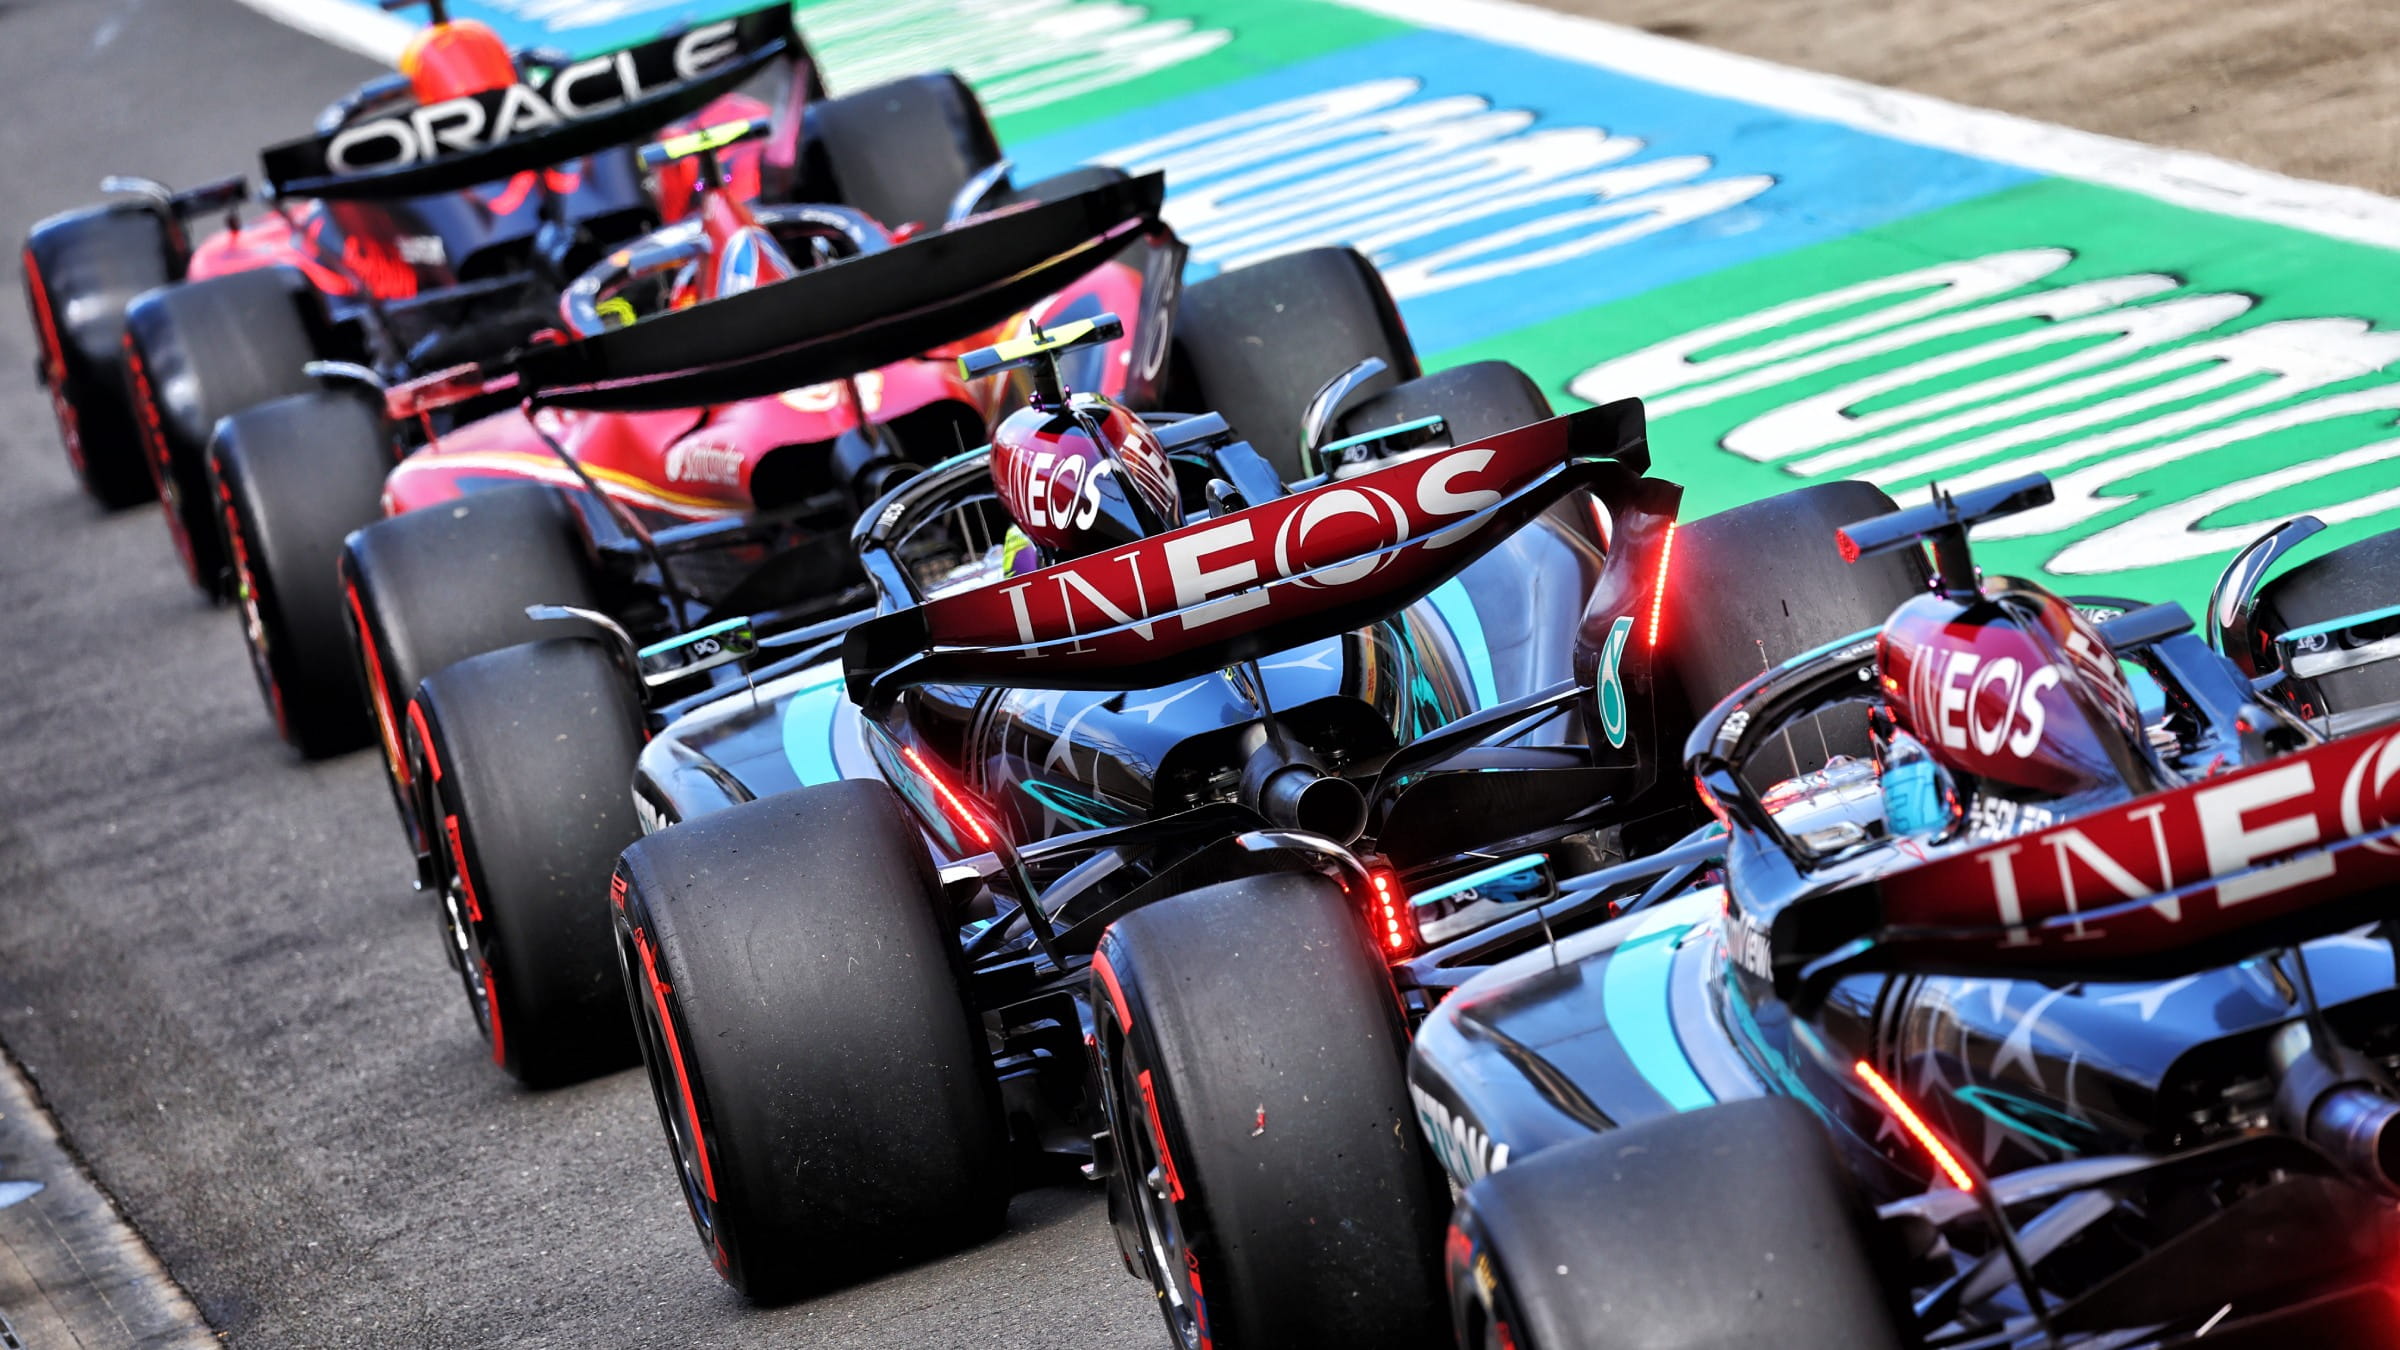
[20,2,982,603]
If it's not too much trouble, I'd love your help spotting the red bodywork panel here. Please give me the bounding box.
[383,355,971,519]
[383,254,1145,521]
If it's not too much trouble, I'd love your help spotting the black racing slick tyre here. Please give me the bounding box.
[1336,360,1553,448]
[208,391,395,759]
[810,72,1001,232]
[22,204,177,508]
[612,781,1007,1300]
[1448,1098,1905,1350]
[1095,871,1448,1350]
[1172,247,1421,485]
[409,638,645,1086]
[1664,480,1930,785]
[122,266,322,596]
[2255,527,2400,716]
[340,484,603,848]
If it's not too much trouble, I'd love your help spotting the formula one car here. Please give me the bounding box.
[210,74,1037,763]
[20,1,830,591]
[1410,483,2400,1349]
[495,270,1941,1332]
[364,167,1175,1086]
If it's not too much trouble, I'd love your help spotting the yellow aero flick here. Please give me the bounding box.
[957,316,1116,381]
[644,119,757,166]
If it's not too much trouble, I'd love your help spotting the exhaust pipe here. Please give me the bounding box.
[2271,1021,2400,1191]
[1239,728,1367,845]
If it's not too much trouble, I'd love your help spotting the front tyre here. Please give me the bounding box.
[208,391,395,757]
[612,781,1007,1301]
[1449,1097,1906,1350]
[1095,870,1448,1350]
[408,638,645,1086]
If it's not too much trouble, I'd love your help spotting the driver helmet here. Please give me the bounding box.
[400,19,517,105]
[990,395,1179,565]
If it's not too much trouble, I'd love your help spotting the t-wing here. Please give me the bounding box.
[841,401,1651,703]
[260,6,799,200]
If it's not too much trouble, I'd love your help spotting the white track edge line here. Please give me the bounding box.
[228,0,411,65]
[1333,0,2400,252]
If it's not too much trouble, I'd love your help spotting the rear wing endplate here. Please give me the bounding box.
[259,6,798,200]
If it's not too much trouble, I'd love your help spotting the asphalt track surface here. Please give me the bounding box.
[0,0,1156,1344]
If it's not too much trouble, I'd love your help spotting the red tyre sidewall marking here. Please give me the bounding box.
[440,809,506,1067]
[441,814,482,922]
[349,581,409,794]
[221,483,288,737]
[481,961,506,1067]
[632,924,719,1205]
[23,253,85,475]
[405,696,439,785]
[1093,947,1134,1033]
[122,337,200,582]
[1135,1069,1186,1203]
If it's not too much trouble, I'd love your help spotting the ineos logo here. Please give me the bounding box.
[2340,731,2400,857]
[1930,652,2061,759]
[324,22,741,175]
[1272,484,1408,590]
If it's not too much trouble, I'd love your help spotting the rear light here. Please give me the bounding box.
[1855,1059,1974,1192]
[1369,867,1416,956]
[901,744,996,850]
[1647,522,1678,649]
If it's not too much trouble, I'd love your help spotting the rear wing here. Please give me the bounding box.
[842,400,1650,702]
[506,171,1165,411]
[259,6,799,200]
[1765,724,2400,1007]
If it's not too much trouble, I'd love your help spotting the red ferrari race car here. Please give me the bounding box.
[209,71,1051,764]
[20,0,814,592]
[327,165,1172,1085]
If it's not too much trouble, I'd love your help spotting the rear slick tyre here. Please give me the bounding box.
[408,637,645,1087]
[122,266,321,596]
[1448,1097,1906,1350]
[611,781,1007,1301]
[23,204,176,508]
[1095,870,1449,1350]
[208,391,394,758]
[341,483,603,850]
[1172,247,1420,484]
